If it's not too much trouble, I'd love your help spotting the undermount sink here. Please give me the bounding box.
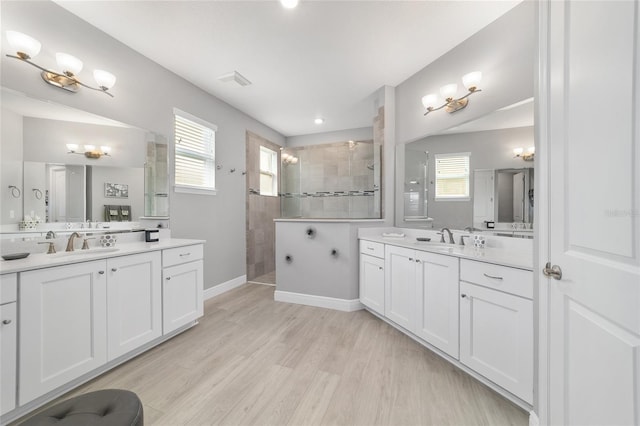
[54,247,120,257]
[415,241,454,248]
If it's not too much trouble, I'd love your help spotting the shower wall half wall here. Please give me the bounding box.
[281,140,381,219]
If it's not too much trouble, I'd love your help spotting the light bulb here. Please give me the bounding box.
[462,71,482,91]
[439,83,458,100]
[280,0,299,8]
[291,157,298,164]
[513,147,524,156]
[421,94,438,109]
[94,70,116,90]
[314,118,324,125]
[66,143,79,152]
[6,31,41,59]
[56,53,83,75]
[527,146,535,154]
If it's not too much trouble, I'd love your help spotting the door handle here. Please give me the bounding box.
[543,262,562,280]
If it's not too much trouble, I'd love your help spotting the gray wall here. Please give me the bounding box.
[404,126,534,230]
[2,0,285,289]
[394,2,535,144]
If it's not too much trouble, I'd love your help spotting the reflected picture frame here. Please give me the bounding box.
[105,182,129,198]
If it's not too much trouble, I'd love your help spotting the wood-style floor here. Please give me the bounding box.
[17,283,527,426]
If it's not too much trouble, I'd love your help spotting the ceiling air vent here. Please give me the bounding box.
[217,71,252,87]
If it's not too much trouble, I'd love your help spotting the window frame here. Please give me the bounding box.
[259,145,278,197]
[173,108,217,196]
[434,152,471,201]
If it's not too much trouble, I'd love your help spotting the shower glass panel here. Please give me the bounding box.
[280,140,380,219]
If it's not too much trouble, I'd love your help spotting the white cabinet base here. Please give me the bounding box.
[163,260,203,334]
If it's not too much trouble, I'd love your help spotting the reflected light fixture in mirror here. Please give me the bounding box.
[513,146,535,161]
[66,143,112,159]
[422,71,482,116]
[280,0,299,9]
[5,30,117,97]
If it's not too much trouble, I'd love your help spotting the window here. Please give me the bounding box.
[259,146,278,196]
[174,108,217,194]
[434,152,470,200]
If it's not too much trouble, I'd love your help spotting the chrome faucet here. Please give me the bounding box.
[65,232,82,252]
[439,227,455,244]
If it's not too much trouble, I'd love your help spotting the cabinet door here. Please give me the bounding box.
[1,302,17,415]
[359,254,385,315]
[20,261,107,404]
[163,260,203,334]
[107,251,162,360]
[414,252,459,358]
[459,281,533,403]
[384,245,415,330]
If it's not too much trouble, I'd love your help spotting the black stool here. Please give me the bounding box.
[20,389,143,426]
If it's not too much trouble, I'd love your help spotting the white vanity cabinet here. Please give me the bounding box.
[107,252,162,360]
[359,240,385,315]
[459,259,533,404]
[1,273,18,415]
[162,244,204,334]
[19,261,108,404]
[384,245,460,358]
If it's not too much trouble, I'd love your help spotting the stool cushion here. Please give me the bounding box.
[20,389,143,426]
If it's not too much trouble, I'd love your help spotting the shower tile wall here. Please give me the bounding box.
[281,141,377,219]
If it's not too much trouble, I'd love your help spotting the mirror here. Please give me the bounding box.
[0,88,168,230]
[397,98,535,231]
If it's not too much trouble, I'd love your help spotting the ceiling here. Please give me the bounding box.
[53,0,521,137]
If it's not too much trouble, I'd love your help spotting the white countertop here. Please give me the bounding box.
[275,218,385,223]
[360,235,533,271]
[0,238,205,274]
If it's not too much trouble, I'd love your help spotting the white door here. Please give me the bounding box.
[107,251,162,360]
[50,166,66,222]
[472,169,495,226]
[163,260,204,334]
[542,1,640,424]
[384,245,414,330]
[359,254,385,315]
[512,172,524,222]
[414,251,459,358]
[19,261,107,404]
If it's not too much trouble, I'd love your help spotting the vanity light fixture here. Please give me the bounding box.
[422,71,482,116]
[513,146,535,161]
[314,117,324,125]
[281,152,298,165]
[5,31,117,97]
[66,143,112,159]
[280,0,299,9]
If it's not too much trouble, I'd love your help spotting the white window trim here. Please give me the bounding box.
[259,146,278,197]
[434,152,471,201]
[173,107,218,195]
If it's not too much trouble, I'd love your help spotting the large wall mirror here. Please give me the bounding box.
[0,88,169,231]
[396,97,535,231]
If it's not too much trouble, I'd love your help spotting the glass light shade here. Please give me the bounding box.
[56,53,83,75]
[280,0,299,8]
[513,147,524,156]
[6,31,41,58]
[66,143,79,152]
[462,71,482,90]
[100,146,111,154]
[314,118,324,124]
[84,144,96,152]
[527,146,535,154]
[291,157,298,164]
[439,83,458,100]
[94,70,116,89]
[421,94,438,109]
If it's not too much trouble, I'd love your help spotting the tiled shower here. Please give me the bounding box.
[280,140,381,219]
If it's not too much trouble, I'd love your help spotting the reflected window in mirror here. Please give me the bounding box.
[435,152,470,200]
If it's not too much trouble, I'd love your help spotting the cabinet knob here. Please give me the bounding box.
[179,253,191,257]
[2,319,11,325]
[409,257,414,261]
[166,277,171,280]
[98,270,105,275]
[111,268,118,272]
[461,294,467,298]
[379,266,383,270]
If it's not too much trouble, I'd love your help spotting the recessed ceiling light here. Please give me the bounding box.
[314,117,324,125]
[280,0,299,9]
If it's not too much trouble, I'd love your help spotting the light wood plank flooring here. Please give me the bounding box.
[16,283,527,426]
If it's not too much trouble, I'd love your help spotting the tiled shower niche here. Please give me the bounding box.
[280,140,381,219]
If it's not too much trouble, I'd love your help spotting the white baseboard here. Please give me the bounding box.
[274,290,364,312]
[204,275,247,300]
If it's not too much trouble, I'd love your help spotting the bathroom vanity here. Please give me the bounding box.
[359,227,533,409]
[0,238,204,423]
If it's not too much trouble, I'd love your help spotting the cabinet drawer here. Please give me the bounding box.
[360,240,384,258]
[460,259,532,299]
[1,273,17,304]
[163,244,204,267]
